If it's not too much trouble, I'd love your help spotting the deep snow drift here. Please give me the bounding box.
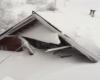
[0,0,100,80]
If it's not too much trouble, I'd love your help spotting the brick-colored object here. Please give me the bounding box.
[0,36,22,51]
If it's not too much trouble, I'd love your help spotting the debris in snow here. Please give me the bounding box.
[45,46,71,52]
[89,9,96,17]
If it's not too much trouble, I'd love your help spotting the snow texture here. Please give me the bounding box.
[0,0,100,80]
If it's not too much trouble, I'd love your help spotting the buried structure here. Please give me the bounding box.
[0,11,100,63]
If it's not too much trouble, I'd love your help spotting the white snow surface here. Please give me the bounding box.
[0,0,100,80]
[38,2,100,59]
[0,49,100,80]
[20,21,61,44]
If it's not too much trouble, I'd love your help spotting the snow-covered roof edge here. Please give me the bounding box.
[0,11,99,63]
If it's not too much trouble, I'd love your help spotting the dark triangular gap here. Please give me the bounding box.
[23,36,70,50]
[58,36,70,46]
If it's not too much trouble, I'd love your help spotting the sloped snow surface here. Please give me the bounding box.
[0,0,100,80]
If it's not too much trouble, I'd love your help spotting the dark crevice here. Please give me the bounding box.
[23,36,70,50]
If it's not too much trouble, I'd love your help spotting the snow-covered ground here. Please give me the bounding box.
[0,0,100,80]
[0,49,99,80]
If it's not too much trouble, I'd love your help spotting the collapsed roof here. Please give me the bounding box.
[0,11,100,63]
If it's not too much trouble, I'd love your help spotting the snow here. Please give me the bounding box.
[1,76,15,80]
[0,49,100,80]
[38,2,100,60]
[1,0,100,80]
[20,21,60,44]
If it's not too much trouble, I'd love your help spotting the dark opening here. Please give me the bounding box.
[0,36,22,51]
[24,36,70,50]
